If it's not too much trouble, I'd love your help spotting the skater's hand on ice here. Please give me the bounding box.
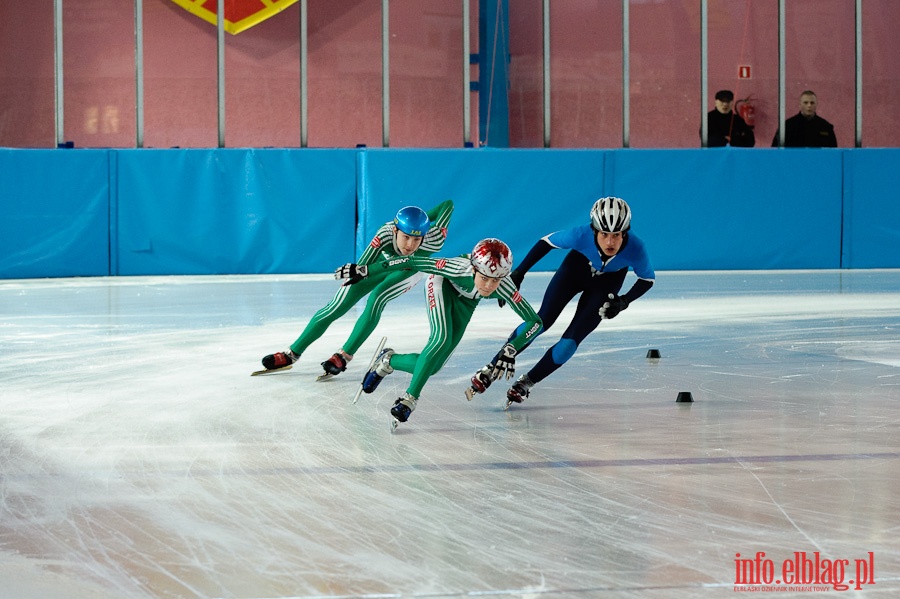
[599,293,629,319]
[491,343,517,380]
[334,263,368,285]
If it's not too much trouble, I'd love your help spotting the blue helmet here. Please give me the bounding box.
[393,206,430,237]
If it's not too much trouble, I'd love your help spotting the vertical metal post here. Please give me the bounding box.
[855,0,863,148]
[777,0,786,147]
[54,0,64,146]
[382,0,390,147]
[300,0,308,148]
[463,0,471,146]
[542,0,550,148]
[700,0,708,147]
[135,0,145,148]
[622,0,629,148]
[217,0,226,148]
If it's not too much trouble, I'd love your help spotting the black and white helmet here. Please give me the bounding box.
[590,197,631,233]
[470,238,513,278]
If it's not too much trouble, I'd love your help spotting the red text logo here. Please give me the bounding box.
[734,551,875,592]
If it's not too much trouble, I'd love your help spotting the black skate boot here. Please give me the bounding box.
[390,393,418,428]
[261,349,299,371]
[361,348,394,394]
[320,352,348,376]
[505,374,534,409]
[464,365,494,401]
[315,352,349,382]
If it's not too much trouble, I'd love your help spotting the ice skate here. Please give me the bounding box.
[361,347,394,394]
[316,352,348,382]
[389,393,418,432]
[352,337,387,404]
[505,374,534,409]
[252,349,299,376]
[464,365,494,401]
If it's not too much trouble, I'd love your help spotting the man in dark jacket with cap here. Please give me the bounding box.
[703,89,755,147]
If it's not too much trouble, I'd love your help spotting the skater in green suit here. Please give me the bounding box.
[335,238,542,426]
[260,200,454,378]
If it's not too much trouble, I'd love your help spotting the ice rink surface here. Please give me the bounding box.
[2,270,899,598]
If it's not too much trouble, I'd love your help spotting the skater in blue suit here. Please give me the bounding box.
[497,197,655,407]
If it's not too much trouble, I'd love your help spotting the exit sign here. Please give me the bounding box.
[738,65,752,79]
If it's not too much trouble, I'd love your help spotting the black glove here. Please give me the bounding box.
[498,270,525,308]
[490,343,517,380]
[334,263,368,285]
[599,293,629,320]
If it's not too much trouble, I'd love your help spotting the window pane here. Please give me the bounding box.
[784,0,856,148]
[862,0,900,147]
[389,1,468,147]
[550,0,623,148]
[508,0,543,147]
[307,1,381,148]
[221,5,302,148]
[706,0,778,148]
[144,1,217,148]
[630,0,700,148]
[0,3,55,147]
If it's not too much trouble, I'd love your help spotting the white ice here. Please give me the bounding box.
[1,270,899,598]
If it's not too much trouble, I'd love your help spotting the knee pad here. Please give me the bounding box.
[551,338,578,365]
[513,321,529,337]
[512,320,542,345]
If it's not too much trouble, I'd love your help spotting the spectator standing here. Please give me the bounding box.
[704,90,755,147]
[772,91,838,148]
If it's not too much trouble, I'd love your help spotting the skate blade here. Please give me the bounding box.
[251,364,293,376]
[316,373,335,382]
[464,386,476,401]
[390,418,400,433]
[352,384,365,405]
[353,336,387,405]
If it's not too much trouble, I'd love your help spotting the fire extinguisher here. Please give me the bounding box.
[735,96,756,127]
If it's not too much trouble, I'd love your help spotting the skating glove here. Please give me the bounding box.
[490,343,517,380]
[334,263,368,285]
[599,293,629,319]
[497,270,525,308]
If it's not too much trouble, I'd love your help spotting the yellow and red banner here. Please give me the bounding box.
[170,0,298,35]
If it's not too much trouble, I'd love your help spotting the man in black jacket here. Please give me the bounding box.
[772,90,838,147]
[703,89,755,147]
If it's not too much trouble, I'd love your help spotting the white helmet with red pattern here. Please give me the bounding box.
[470,238,513,278]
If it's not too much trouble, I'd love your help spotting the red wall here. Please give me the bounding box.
[1,0,897,149]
